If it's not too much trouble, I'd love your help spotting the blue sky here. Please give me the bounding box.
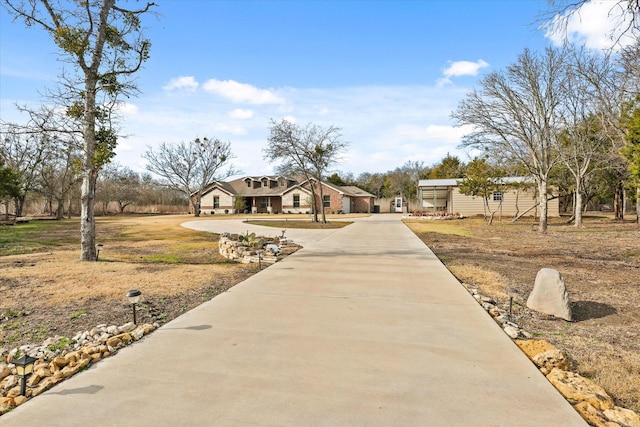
[0,0,629,178]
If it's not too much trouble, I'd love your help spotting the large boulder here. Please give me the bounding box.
[526,268,573,321]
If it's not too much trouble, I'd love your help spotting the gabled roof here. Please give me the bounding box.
[198,180,236,196]
[199,175,374,199]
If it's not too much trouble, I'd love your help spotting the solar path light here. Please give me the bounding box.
[506,287,518,321]
[14,353,37,396]
[126,289,142,324]
[95,243,104,261]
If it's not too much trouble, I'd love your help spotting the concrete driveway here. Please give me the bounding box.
[1,214,586,426]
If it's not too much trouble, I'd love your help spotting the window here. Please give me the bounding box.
[493,191,503,201]
[293,194,300,208]
[260,198,268,209]
[213,196,220,209]
[246,180,251,188]
[323,195,330,208]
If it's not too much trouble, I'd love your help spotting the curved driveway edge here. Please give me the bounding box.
[2,214,587,426]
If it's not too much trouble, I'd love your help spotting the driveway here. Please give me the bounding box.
[1,214,586,426]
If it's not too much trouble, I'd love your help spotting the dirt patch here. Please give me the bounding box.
[406,215,640,412]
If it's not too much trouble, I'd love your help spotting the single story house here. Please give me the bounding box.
[417,177,559,217]
[197,176,375,215]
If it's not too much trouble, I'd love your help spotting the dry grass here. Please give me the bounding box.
[405,214,640,412]
[0,214,261,348]
[0,250,240,306]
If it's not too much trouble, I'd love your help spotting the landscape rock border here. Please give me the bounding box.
[0,322,157,415]
[218,232,295,264]
[462,282,640,427]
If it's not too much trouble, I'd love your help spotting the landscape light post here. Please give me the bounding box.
[506,287,518,321]
[14,354,37,396]
[126,289,142,324]
[95,243,104,261]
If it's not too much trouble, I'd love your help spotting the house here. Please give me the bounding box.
[417,177,560,217]
[197,176,375,215]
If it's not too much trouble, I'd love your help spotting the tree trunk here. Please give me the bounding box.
[80,77,98,261]
[318,181,327,224]
[55,198,64,220]
[308,181,319,222]
[574,180,584,228]
[13,195,25,217]
[614,180,624,220]
[80,170,98,260]
[636,187,640,226]
[537,179,548,232]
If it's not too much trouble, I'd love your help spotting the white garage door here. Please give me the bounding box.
[342,196,351,214]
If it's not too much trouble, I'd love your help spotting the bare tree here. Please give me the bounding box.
[3,0,155,260]
[557,47,614,227]
[144,138,237,217]
[39,141,82,219]
[264,119,348,223]
[0,122,52,216]
[453,47,568,232]
[356,172,385,199]
[96,163,140,214]
[545,0,640,47]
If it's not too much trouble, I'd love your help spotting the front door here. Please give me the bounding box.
[394,197,404,213]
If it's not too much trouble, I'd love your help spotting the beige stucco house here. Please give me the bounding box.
[197,176,375,215]
[417,177,559,217]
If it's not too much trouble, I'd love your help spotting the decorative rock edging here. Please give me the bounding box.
[462,282,640,427]
[0,321,158,415]
[218,232,293,265]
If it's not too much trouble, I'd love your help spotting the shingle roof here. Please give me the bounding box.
[200,175,374,199]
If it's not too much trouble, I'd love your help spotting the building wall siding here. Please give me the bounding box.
[200,191,234,214]
[448,189,559,217]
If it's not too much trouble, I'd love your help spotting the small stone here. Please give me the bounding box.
[4,375,18,389]
[532,349,570,375]
[547,368,614,410]
[52,356,70,368]
[131,328,144,340]
[119,322,135,332]
[27,373,42,387]
[106,337,122,351]
[603,406,640,427]
[515,339,557,359]
[0,363,11,381]
[573,402,619,427]
[34,365,52,378]
[504,325,520,339]
[13,395,27,406]
[0,396,15,413]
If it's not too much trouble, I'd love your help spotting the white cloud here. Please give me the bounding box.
[544,0,636,49]
[162,76,199,92]
[443,60,490,78]
[202,79,285,104]
[114,83,474,177]
[117,102,139,116]
[228,108,254,119]
[437,59,489,86]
